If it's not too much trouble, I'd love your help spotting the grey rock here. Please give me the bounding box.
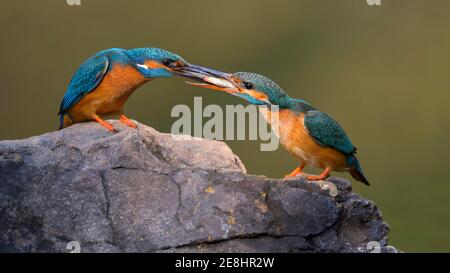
[0,121,399,253]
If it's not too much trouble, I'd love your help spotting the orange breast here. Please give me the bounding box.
[260,108,347,171]
[67,64,148,122]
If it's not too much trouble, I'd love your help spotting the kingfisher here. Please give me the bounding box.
[183,70,369,185]
[58,47,203,132]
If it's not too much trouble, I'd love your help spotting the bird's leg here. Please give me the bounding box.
[119,114,137,129]
[306,167,332,181]
[93,116,117,133]
[284,164,306,178]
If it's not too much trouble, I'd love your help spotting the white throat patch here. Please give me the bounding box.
[136,63,150,70]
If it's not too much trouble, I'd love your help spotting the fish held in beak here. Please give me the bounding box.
[174,64,240,93]
[186,77,240,94]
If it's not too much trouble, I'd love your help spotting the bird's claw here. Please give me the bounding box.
[120,115,138,129]
[305,175,322,181]
[121,120,138,129]
[284,173,298,179]
[93,116,118,133]
[103,123,118,133]
[305,167,332,181]
[284,166,306,179]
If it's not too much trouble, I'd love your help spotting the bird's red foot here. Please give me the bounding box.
[284,164,306,178]
[120,114,137,129]
[306,167,332,181]
[93,116,117,133]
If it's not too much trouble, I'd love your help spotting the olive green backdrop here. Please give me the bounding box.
[0,0,449,252]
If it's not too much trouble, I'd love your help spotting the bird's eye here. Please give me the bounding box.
[162,58,175,66]
[243,82,253,89]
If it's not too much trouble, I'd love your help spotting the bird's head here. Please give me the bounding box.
[182,68,290,107]
[126,47,189,78]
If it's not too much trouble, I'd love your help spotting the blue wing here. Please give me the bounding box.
[58,55,109,114]
[303,110,356,154]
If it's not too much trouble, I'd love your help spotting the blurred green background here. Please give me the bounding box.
[0,0,449,252]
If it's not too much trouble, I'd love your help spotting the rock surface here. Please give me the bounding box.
[0,121,398,253]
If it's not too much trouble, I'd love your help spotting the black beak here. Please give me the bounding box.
[174,63,232,82]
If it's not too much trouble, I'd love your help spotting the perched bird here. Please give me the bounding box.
[185,71,369,185]
[58,47,198,132]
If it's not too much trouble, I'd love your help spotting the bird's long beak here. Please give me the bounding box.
[174,64,241,94]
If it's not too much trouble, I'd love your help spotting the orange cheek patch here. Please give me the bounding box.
[174,60,186,67]
[144,60,166,69]
[246,90,269,101]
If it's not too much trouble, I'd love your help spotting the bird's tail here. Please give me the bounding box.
[346,155,370,185]
[58,114,73,130]
[58,114,64,130]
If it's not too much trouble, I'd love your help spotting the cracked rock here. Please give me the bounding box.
[0,121,399,253]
